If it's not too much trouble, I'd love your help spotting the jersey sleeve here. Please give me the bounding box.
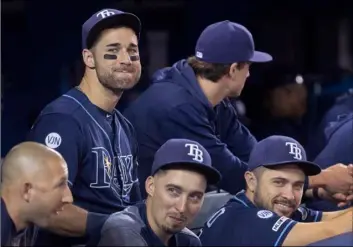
[27,113,84,186]
[98,227,146,246]
[291,206,323,222]
[200,207,297,247]
[235,209,297,246]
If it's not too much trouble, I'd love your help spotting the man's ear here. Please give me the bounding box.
[228,63,239,78]
[244,171,257,193]
[145,176,155,197]
[22,182,32,202]
[82,49,95,69]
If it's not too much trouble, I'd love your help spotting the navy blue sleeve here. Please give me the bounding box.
[216,100,257,162]
[164,104,248,194]
[314,119,353,168]
[85,212,109,245]
[200,208,297,246]
[27,113,84,186]
[236,210,297,246]
[292,206,323,222]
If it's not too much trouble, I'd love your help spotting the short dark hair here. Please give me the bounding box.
[187,56,247,82]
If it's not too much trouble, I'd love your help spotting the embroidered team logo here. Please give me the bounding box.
[104,155,112,177]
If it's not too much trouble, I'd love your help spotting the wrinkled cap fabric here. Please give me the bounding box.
[248,135,321,176]
[82,8,141,49]
[195,20,272,64]
[152,138,221,185]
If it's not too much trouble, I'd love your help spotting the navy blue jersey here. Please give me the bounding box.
[124,60,256,197]
[96,202,201,246]
[309,232,353,246]
[307,114,353,211]
[199,191,322,246]
[1,198,36,246]
[314,113,353,168]
[28,88,141,213]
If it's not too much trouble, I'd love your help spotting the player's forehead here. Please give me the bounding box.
[158,169,207,192]
[97,27,138,47]
[264,164,305,181]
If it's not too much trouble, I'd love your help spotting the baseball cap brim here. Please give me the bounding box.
[249,51,273,63]
[86,12,141,49]
[264,160,321,176]
[154,161,222,185]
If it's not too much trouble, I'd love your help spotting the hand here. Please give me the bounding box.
[321,164,353,195]
[318,188,353,207]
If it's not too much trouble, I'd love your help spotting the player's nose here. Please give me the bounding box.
[281,187,295,201]
[117,50,132,64]
[62,185,73,204]
[175,196,187,213]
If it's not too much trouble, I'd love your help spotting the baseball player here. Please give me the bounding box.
[1,142,73,246]
[27,8,142,245]
[124,20,272,197]
[96,139,221,246]
[307,113,353,211]
[199,136,352,246]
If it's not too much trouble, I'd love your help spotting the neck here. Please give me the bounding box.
[244,189,256,205]
[78,73,123,113]
[197,77,227,106]
[2,191,28,232]
[146,199,172,246]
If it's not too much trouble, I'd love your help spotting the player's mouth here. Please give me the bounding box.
[274,203,293,215]
[55,206,65,215]
[168,216,185,224]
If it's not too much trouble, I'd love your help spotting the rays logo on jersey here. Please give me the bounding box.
[90,147,138,203]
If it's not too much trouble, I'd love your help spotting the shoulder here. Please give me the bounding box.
[40,93,82,116]
[177,228,201,246]
[102,206,144,233]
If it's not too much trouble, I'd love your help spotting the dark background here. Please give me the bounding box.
[2,0,353,156]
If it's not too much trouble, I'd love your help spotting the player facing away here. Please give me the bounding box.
[27,8,142,245]
[1,142,73,246]
[123,20,272,198]
[199,135,352,246]
[96,139,221,246]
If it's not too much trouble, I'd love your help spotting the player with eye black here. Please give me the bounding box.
[27,8,143,246]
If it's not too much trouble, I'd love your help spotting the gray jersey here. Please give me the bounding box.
[98,204,201,246]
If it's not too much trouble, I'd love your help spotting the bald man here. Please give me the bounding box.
[1,142,73,246]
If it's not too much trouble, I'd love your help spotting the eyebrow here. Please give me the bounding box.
[54,177,66,188]
[271,177,305,184]
[165,183,204,194]
[106,43,138,48]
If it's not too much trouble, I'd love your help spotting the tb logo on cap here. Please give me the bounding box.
[185,143,203,162]
[96,9,115,19]
[285,142,302,160]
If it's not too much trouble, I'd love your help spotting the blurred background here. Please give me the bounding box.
[2,0,353,159]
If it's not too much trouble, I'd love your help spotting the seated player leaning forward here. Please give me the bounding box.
[199,135,353,246]
[96,138,221,246]
[1,142,73,246]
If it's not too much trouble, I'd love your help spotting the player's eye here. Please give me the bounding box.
[128,48,138,54]
[189,194,202,202]
[108,48,119,53]
[167,187,180,197]
[273,180,284,186]
[293,184,304,190]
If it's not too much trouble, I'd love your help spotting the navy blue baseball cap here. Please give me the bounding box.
[152,139,221,185]
[82,8,141,49]
[195,20,272,64]
[248,135,321,176]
